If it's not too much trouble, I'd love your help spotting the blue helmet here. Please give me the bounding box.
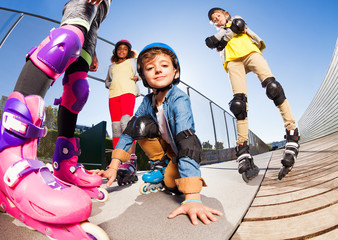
[137,42,180,89]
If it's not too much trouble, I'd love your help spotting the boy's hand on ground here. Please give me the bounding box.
[168,202,223,225]
[91,168,117,187]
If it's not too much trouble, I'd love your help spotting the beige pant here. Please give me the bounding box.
[137,138,179,189]
[227,52,295,145]
[137,137,206,193]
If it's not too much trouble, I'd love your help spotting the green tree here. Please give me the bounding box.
[215,141,224,150]
[202,140,213,150]
[45,105,58,130]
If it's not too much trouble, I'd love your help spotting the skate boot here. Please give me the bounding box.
[139,154,169,194]
[116,153,138,186]
[235,142,260,183]
[278,128,300,180]
[53,136,109,202]
[0,92,109,239]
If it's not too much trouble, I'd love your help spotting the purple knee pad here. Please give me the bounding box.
[28,25,84,80]
[57,71,90,114]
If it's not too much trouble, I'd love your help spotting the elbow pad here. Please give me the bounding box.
[216,38,228,51]
[230,18,246,34]
[205,36,220,49]
[205,36,228,51]
[174,129,202,164]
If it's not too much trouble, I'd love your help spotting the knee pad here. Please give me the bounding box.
[174,129,202,164]
[28,25,84,80]
[120,114,131,132]
[56,71,90,114]
[124,116,159,139]
[261,77,286,106]
[112,122,122,138]
[229,93,247,120]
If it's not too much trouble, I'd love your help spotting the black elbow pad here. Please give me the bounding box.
[230,18,246,34]
[205,35,220,49]
[174,129,202,164]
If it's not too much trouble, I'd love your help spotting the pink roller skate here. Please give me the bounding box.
[53,137,109,202]
[0,92,109,239]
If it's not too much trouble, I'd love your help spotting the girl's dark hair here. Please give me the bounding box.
[111,44,137,63]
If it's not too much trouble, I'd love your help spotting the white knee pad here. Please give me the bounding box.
[112,122,122,138]
[120,114,131,132]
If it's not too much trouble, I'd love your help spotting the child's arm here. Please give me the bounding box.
[205,16,246,51]
[105,65,112,89]
[89,51,98,72]
[168,95,223,224]
[168,193,223,225]
[95,157,121,187]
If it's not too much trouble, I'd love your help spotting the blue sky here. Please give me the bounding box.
[0,0,337,144]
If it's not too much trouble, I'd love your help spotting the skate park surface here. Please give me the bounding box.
[1,132,337,240]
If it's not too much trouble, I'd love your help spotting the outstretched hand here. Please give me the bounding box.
[91,168,117,187]
[168,202,223,225]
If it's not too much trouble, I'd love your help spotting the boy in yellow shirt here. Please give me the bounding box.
[205,8,300,181]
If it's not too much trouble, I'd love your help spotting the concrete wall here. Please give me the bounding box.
[298,39,338,143]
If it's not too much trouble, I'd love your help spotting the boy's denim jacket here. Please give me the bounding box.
[115,85,201,179]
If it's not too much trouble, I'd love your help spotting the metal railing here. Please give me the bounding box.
[0,7,269,163]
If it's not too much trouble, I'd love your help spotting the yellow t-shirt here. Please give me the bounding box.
[223,31,261,72]
[108,59,136,98]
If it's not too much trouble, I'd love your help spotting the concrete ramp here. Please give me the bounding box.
[3,132,337,240]
[0,151,272,239]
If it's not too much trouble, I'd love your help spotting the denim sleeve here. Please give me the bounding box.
[172,94,195,134]
[178,157,201,178]
[115,133,134,152]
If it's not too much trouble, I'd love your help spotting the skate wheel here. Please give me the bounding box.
[278,167,288,180]
[242,172,249,183]
[242,165,260,183]
[149,187,157,193]
[96,188,109,203]
[278,164,293,180]
[80,222,109,240]
[139,183,149,195]
[117,178,123,186]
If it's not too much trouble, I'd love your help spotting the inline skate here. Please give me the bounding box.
[116,153,138,186]
[278,128,300,180]
[139,155,169,194]
[0,92,109,239]
[235,142,260,183]
[53,136,109,202]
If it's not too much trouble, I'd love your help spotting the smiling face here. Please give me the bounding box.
[142,53,178,90]
[116,44,129,60]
